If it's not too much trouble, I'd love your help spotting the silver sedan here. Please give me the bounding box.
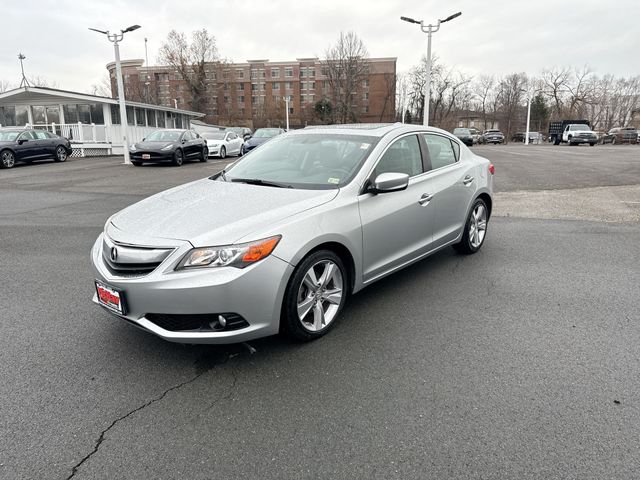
[91,124,494,344]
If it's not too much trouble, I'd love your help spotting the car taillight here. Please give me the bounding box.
[488,164,495,175]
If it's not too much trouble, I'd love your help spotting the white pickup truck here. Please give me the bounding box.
[562,124,598,146]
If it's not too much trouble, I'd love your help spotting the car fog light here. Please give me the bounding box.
[218,315,227,328]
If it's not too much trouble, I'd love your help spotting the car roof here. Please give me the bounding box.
[301,123,453,138]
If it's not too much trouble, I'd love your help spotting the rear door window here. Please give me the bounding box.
[422,134,458,170]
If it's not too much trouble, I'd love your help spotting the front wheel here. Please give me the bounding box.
[589,142,595,147]
[54,146,67,162]
[220,146,226,159]
[1,149,16,168]
[453,199,489,254]
[172,149,183,166]
[200,147,208,162]
[281,250,348,342]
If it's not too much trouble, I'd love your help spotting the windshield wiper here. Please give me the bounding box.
[230,178,292,188]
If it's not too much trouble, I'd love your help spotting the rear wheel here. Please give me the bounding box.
[1,149,15,168]
[589,142,595,147]
[172,149,183,166]
[453,199,488,254]
[282,250,347,342]
[54,146,67,162]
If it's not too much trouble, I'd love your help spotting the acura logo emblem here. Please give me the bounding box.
[110,247,118,262]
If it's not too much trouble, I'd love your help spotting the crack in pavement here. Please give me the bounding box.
[66,351,237,480]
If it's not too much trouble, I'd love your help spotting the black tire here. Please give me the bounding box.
[453,198,489,255]
[612,137,617,145]
[1,149,16,169]
[554,139,560,145]
[132,161,143,166]
[281,250,348,342]
[589,142,595,147]
[172,149,184,166]
[200,146,208,162]
[220,146,226,159]
[54,146,67,163]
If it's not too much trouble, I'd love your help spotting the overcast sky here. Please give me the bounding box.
[2,0,638,92]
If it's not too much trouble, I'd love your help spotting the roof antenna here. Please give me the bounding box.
[18,53,31,88]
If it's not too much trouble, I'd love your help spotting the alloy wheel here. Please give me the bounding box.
[468,203,487,249]
[56,146,67,162]
[1,150,15,168]
[296,260,343,332]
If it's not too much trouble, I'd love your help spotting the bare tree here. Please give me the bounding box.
[158,29,221,114]
[29,75,59,89]
[498,73,528,142]
[323,31,369,123]
[474,75,495,131]
[0,79,14,93]
[541,67,571,119]
[89,74,113,97]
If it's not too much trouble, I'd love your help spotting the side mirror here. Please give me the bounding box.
[370,172,409,194]
[244,134,252,140]
[18,138,28,144]
[142,137,146,141]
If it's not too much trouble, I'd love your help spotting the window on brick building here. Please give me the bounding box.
[272,82,280,91]
[236,69,244,79]
[285,67,293,77]
[271,67,280,78]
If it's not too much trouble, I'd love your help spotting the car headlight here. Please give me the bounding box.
[161,144,175,151]
[176,235,281,270]
[129,145,137,151]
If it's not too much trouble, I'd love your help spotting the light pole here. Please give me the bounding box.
[89,24,141,165]
[525,95,532,145]
[401,12,461,126]
[282,96,290,131]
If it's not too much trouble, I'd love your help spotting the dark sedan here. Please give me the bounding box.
[602,127,638,145]
[453,127,473,147]
[0,128,72,169]
[241,127,285,154]
[129,129,208,166]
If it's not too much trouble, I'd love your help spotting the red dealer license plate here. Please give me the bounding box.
[142,154,151,160]
[95,281,126,315]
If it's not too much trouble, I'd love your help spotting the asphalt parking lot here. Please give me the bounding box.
[1,144,639,479]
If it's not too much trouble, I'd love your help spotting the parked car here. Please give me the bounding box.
[227,127,252,141]
[241,127,285,154]
[453,127,473,146]
[201,130,243,158]
[91,123,494,344]
[601,127,638,145]
[468,127,481,144]
[511,132,526,142]
[482,129,505,144]
[0,128,72,169]
[129,129,208,166]
[528,132,544,144]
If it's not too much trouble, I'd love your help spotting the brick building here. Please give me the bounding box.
[108,57,396,128]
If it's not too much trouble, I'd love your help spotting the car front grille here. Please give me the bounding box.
[145,313,249,332]
[102,236,174,277]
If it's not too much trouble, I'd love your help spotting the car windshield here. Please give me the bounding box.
[145,130,181,142]
[202,132,226,140]
[253,128,281,138]
[222,133,379,189]
[454,128,470,134]
[0,130,21,141]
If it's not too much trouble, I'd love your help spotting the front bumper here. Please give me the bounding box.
[130,149,175,162]
[91,233,294,344]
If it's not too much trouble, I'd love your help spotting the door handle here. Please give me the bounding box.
[463,175,474,186]
[418,193,433,206]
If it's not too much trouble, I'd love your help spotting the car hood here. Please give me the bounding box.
[109,178,338,247]
[134,141,176,150]
[245,137,271,147]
